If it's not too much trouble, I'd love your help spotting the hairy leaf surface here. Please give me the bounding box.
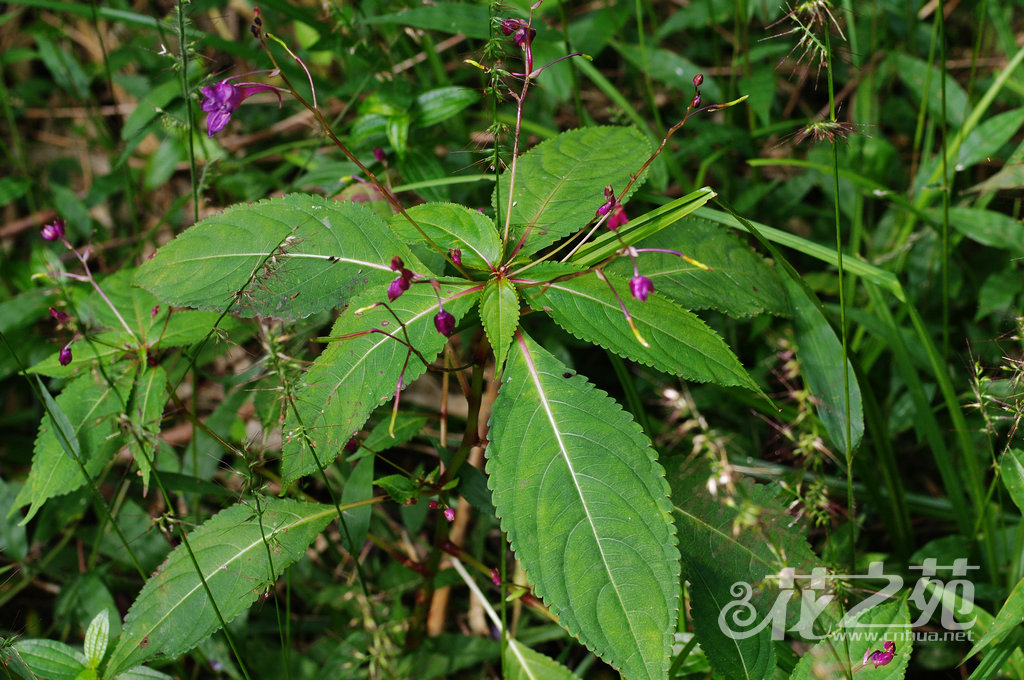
[494,127,649,258]
[487,332,678,679]
[105,497,334,676]
[525,268,760,392]
[282,283,479,483]
[135,194,415,320]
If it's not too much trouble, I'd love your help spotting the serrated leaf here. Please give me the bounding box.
[671,461,823,680]
[389,203,501,270]
[83,610,108,670]
[11,640,86,680]
[525,267,760,392]
[14,366,135,523]
[783,276,864,456]
[504,639,582,680]
[105,497,335,677]
[480,279,519,372]
[790,599,911,680]
[282,283,479,483]
[605,218,789,317]
[135,194,417,320]
[494,127,650,258]
[1000,449,1024,514]
[127,366,166,494]
[487,332,678,680]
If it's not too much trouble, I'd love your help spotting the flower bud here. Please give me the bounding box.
[630,275,653,302]
[434,309,456,337]
[490,568,501,586]
[691,93,702,109]
[443,507,455,521]
[387,276,410,302]
[374,147,386,163]
[49,307,70,324]
[390,256,405,272]
[59,345,73,366]
[41,218,66,242]
[693,73,704,87]
[449,248,462,266]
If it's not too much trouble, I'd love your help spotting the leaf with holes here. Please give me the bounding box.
[105,497,334,677]
[487,332,678,679]
[135,194,418,320]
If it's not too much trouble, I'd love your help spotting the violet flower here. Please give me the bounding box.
[607,203,629,230]
[58,344,73,366]
[443,507,455,522]
[434,309,456,337]
[200,75,284,138]
[41,218,66,242]
[49,307,70,324]
[630,275,653,302]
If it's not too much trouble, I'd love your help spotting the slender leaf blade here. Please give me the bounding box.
[495,127,650,258]
[282,284,479,483]
[135,194,416,320]
[479,278,519,373]
[487,333,678,679]
[126,366,166,494]
[966,577,1024,661]
[525,268,760,392]
[1000,449,1024,514]
[105,497,335,676]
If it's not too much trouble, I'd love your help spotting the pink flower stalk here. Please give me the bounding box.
[41,218,66,242]
[200,75,284,137]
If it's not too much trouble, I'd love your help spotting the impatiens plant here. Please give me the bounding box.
[11,6,912,680]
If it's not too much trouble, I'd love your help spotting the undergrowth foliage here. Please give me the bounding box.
[4,1,1024,679]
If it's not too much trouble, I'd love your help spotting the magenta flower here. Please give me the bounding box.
[434,309,456,337]
[443,507,455,522]
[41,218,66,241]
[861,641,896,669]
[373,147,386,163]
[58,344,73,366]
[449,248,462,266]
[49,307,70,324]
[630,275,653,302]
[200,76,283,138]
[500,18,535,48]
[490,568,501,586]
[607,203,629,230]
[386,255,415,301]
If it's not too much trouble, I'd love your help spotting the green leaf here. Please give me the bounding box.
[14,366,135,524]
[83,611,108,670]
[524,267,761,392]
[389,203,501,270]
[1000,449,1024,514]
[890,53,968,127]
[413,86,479,128]
[487,332,678,680]
[936,206,1024,255]
[605,217,789,317]
[0,639,40,680]
[782,276,865,456]
[111,667,175,680]
[671,461,822,680]
[282,283,480,483]
[480,278,519,372]
[339,455,373,556]
[360,3,491,39]
[495,127,650,258]
[966,576,1024,662]
[957,108,1024,171]
[790,599,911,680]
[135,194,417,320]
[126,366,166,494]
[11,640,86,680]
[504,639,582,680]
[105,497,335,677]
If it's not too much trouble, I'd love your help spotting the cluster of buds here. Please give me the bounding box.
[41,217,67,242]
[428,500,456,522]
[500,18,535,49]
[41,219,76,366]
[387,256,415,302]
[858,641,895,671]
[595,185,628,230]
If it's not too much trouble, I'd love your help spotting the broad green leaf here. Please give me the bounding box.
[135,194,416,320]
[605,217,789,317]
[282,283,480,483]
[957,108,1024,171]
[389,203,501,270]
[339,455,373,556]
[783,276,864,456]
[83,610,108,669]
[362,413,429,453]
[126,366,166,494]
[504,639,581,680]
[935,206,1024,255]
[1000,449,1024,514]
[966,577,1024,662]
[14,366,135,524]
[495,127,650,258]
[890,53,968,128]
[525,267,760,392]
[112,667,175,680]
[0,639,40,680]
[480,278,519,372]
[360,3,491,39]
[487,333,678,680]
[414,86,479,128]
[790,599,911,680]
[671,460,823,680]
[12,640,86,680]
[105,497,335,677]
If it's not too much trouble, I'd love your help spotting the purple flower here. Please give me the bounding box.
[58,344,73,366]
[428,500,439,510]
[41,218,66,241]
[630,275,653,302]
[596,184,617,220]
[490,568,501,586]
[150,305,160,319]
[449,248,462,266]
[374,147,386,163]
[434,309,456,337]
[500,18,535,48]
[870,651,894,668]
[443,507,455,522]
[862,642,896,669]
[607,204,628,230]
[387,276,410,302]
[693,73,704,87]
[49,307,70,324]
[200,77,282,138]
